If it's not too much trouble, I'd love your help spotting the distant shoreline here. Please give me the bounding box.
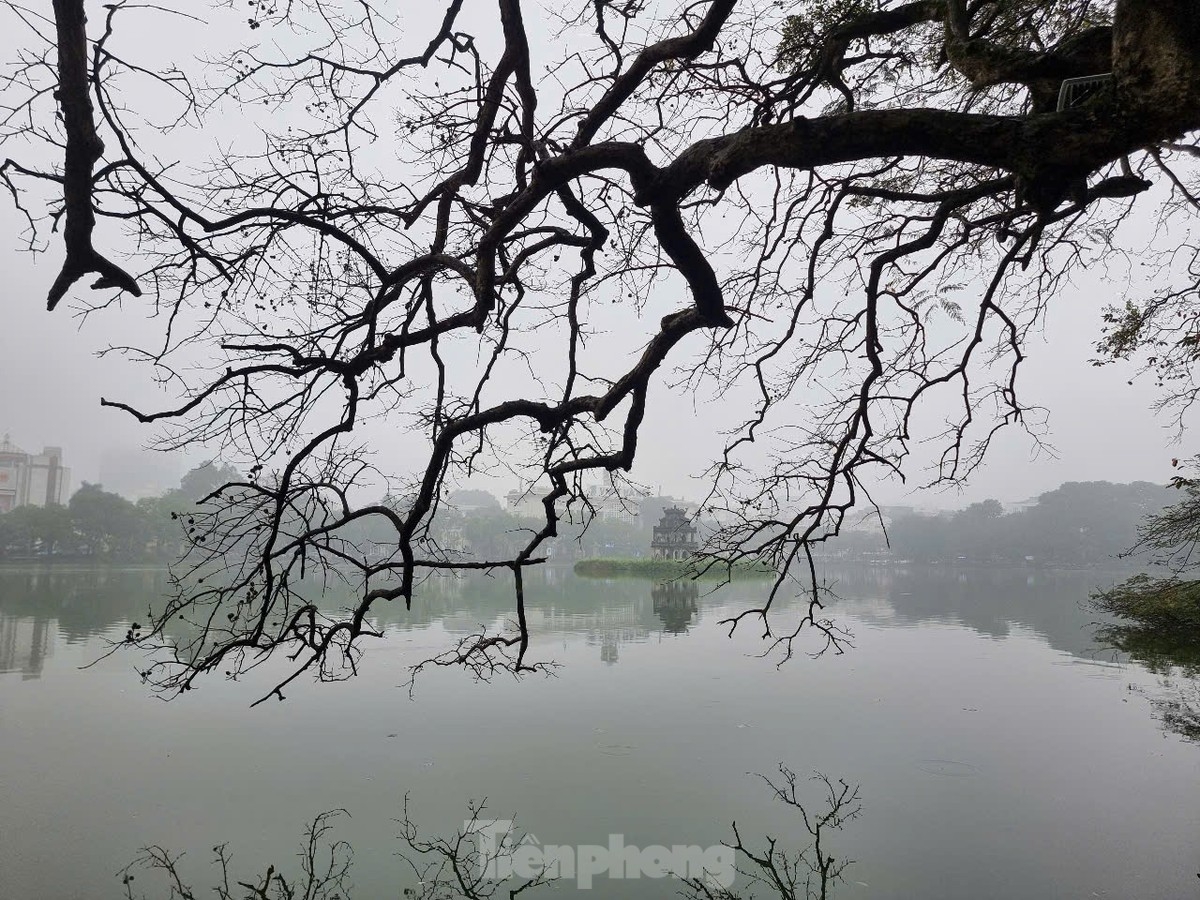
[0,558,168,571]
[0,556,1151,578]
[573,557,774,579]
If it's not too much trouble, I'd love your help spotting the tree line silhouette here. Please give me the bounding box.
[0,462,239,560]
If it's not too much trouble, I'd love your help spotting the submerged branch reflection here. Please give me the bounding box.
[1095,624,1200,743]
[117,768,861,899]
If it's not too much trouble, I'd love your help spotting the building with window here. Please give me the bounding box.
[0,436,70,513]
[588,475,649,526]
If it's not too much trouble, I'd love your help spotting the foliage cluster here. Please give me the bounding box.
[1091,575,1200,629]
[0,462,240,560]
[889,481,1172,566]
[1090,465,1200,634]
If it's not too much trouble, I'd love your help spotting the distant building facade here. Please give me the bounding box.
[505,487,544,518]
[0,436,70,513]
[506,475,652,525]
[650,506,698,560]
[587,474,650,526]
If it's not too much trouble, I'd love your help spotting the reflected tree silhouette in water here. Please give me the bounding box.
[0,568,724,682]
[678,767,862,900]
[1097,624,1200,743]
[117,810,352,900]
[0,568,174,679]
[0,568,169,644]
[116,768,860,899]
[397,798,556,900]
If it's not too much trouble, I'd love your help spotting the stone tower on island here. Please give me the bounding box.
[650,506,697,560]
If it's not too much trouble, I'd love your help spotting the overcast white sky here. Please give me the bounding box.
[0,233,1184,507]
[0,1,1191,509]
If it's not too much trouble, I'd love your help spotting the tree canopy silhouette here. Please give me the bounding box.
[3,0,1199,699]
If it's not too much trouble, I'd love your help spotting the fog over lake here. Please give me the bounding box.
[5,3,1200,899]
[2,565,1197,899]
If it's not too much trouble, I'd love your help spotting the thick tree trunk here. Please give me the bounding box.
[1113,0,1200,137]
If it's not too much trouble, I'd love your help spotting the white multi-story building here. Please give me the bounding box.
[585,474,649,526]
[505,486,546,519]
[0,436,70,513]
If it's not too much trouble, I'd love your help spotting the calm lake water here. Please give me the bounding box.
[1,565,1198,899]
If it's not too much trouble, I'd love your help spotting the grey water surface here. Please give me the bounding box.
[1,565,1197,899]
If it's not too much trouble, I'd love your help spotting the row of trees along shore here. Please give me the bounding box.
[1090,465,1200,634]
[884,481,1174,567]
[0,471,1177,569]
[0,462,238,561]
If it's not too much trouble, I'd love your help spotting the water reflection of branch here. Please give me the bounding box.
[680,767,862,900]
[117,809,352,900]
[1155,687,1200,743]
[116,769,860,899]
[398,796,555,899]
[1095,623,1200,743]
